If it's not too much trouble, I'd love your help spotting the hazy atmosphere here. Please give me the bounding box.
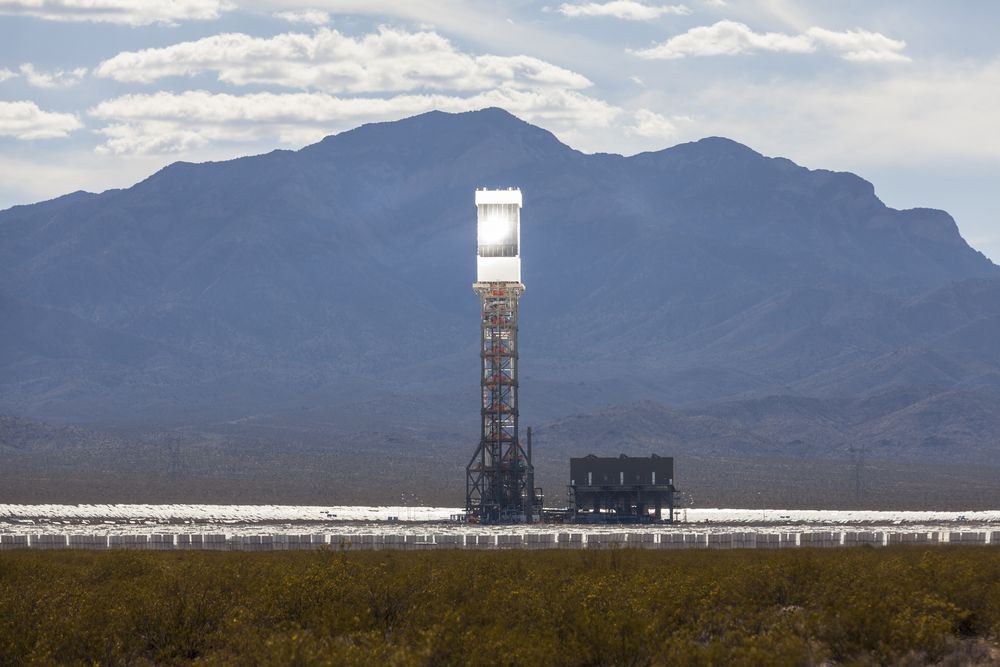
[4,3,1000,664]
[3,1,1000,510]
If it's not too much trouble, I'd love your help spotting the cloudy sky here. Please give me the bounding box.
[1,0,997,260]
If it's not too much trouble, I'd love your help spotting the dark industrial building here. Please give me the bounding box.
[569,454,676,523]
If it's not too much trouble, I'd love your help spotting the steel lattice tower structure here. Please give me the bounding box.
[466,188,537,523]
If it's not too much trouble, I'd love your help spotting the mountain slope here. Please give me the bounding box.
[1,108,997,447]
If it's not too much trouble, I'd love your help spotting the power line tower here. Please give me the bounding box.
[848,442,866,506]
[466,188,537,523]
[167,442,184,480]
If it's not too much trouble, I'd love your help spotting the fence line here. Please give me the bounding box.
[2,531,998,551]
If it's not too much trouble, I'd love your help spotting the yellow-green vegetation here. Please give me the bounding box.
[2,547,999,666]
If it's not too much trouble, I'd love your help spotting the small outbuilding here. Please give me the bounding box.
[569,454,676,523]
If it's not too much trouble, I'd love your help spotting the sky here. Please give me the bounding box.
[0,0,997,261]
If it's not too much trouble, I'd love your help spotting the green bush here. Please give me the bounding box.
[1,547,999,665]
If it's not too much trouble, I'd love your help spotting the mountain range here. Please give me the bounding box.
[2,108,998,503]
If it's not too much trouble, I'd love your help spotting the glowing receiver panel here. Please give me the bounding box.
[476,188,521,282]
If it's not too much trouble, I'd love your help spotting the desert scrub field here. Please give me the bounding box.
[1,547,999,666]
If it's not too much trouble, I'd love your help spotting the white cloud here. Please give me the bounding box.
[806,27,910,63]
[273,8,329,25]
[0,0,232,25]
[557,1,690,21]
[0,101,82,139]
[88,88,622,155]
[627,108,680,138]
[632,20,909,62]
[0,68,16,82]
[633,20,809,58]
[19,63,87,88]
[94,27,593,93]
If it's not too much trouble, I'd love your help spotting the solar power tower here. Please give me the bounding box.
[466,188,538,523]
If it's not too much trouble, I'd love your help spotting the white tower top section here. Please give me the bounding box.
[476,188,521,283]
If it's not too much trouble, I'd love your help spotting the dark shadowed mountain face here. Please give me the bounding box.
[1,107,998,470]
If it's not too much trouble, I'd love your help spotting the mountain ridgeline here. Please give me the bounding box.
[2,108,998,476]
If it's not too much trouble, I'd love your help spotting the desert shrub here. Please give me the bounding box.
[1,546,999,665]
